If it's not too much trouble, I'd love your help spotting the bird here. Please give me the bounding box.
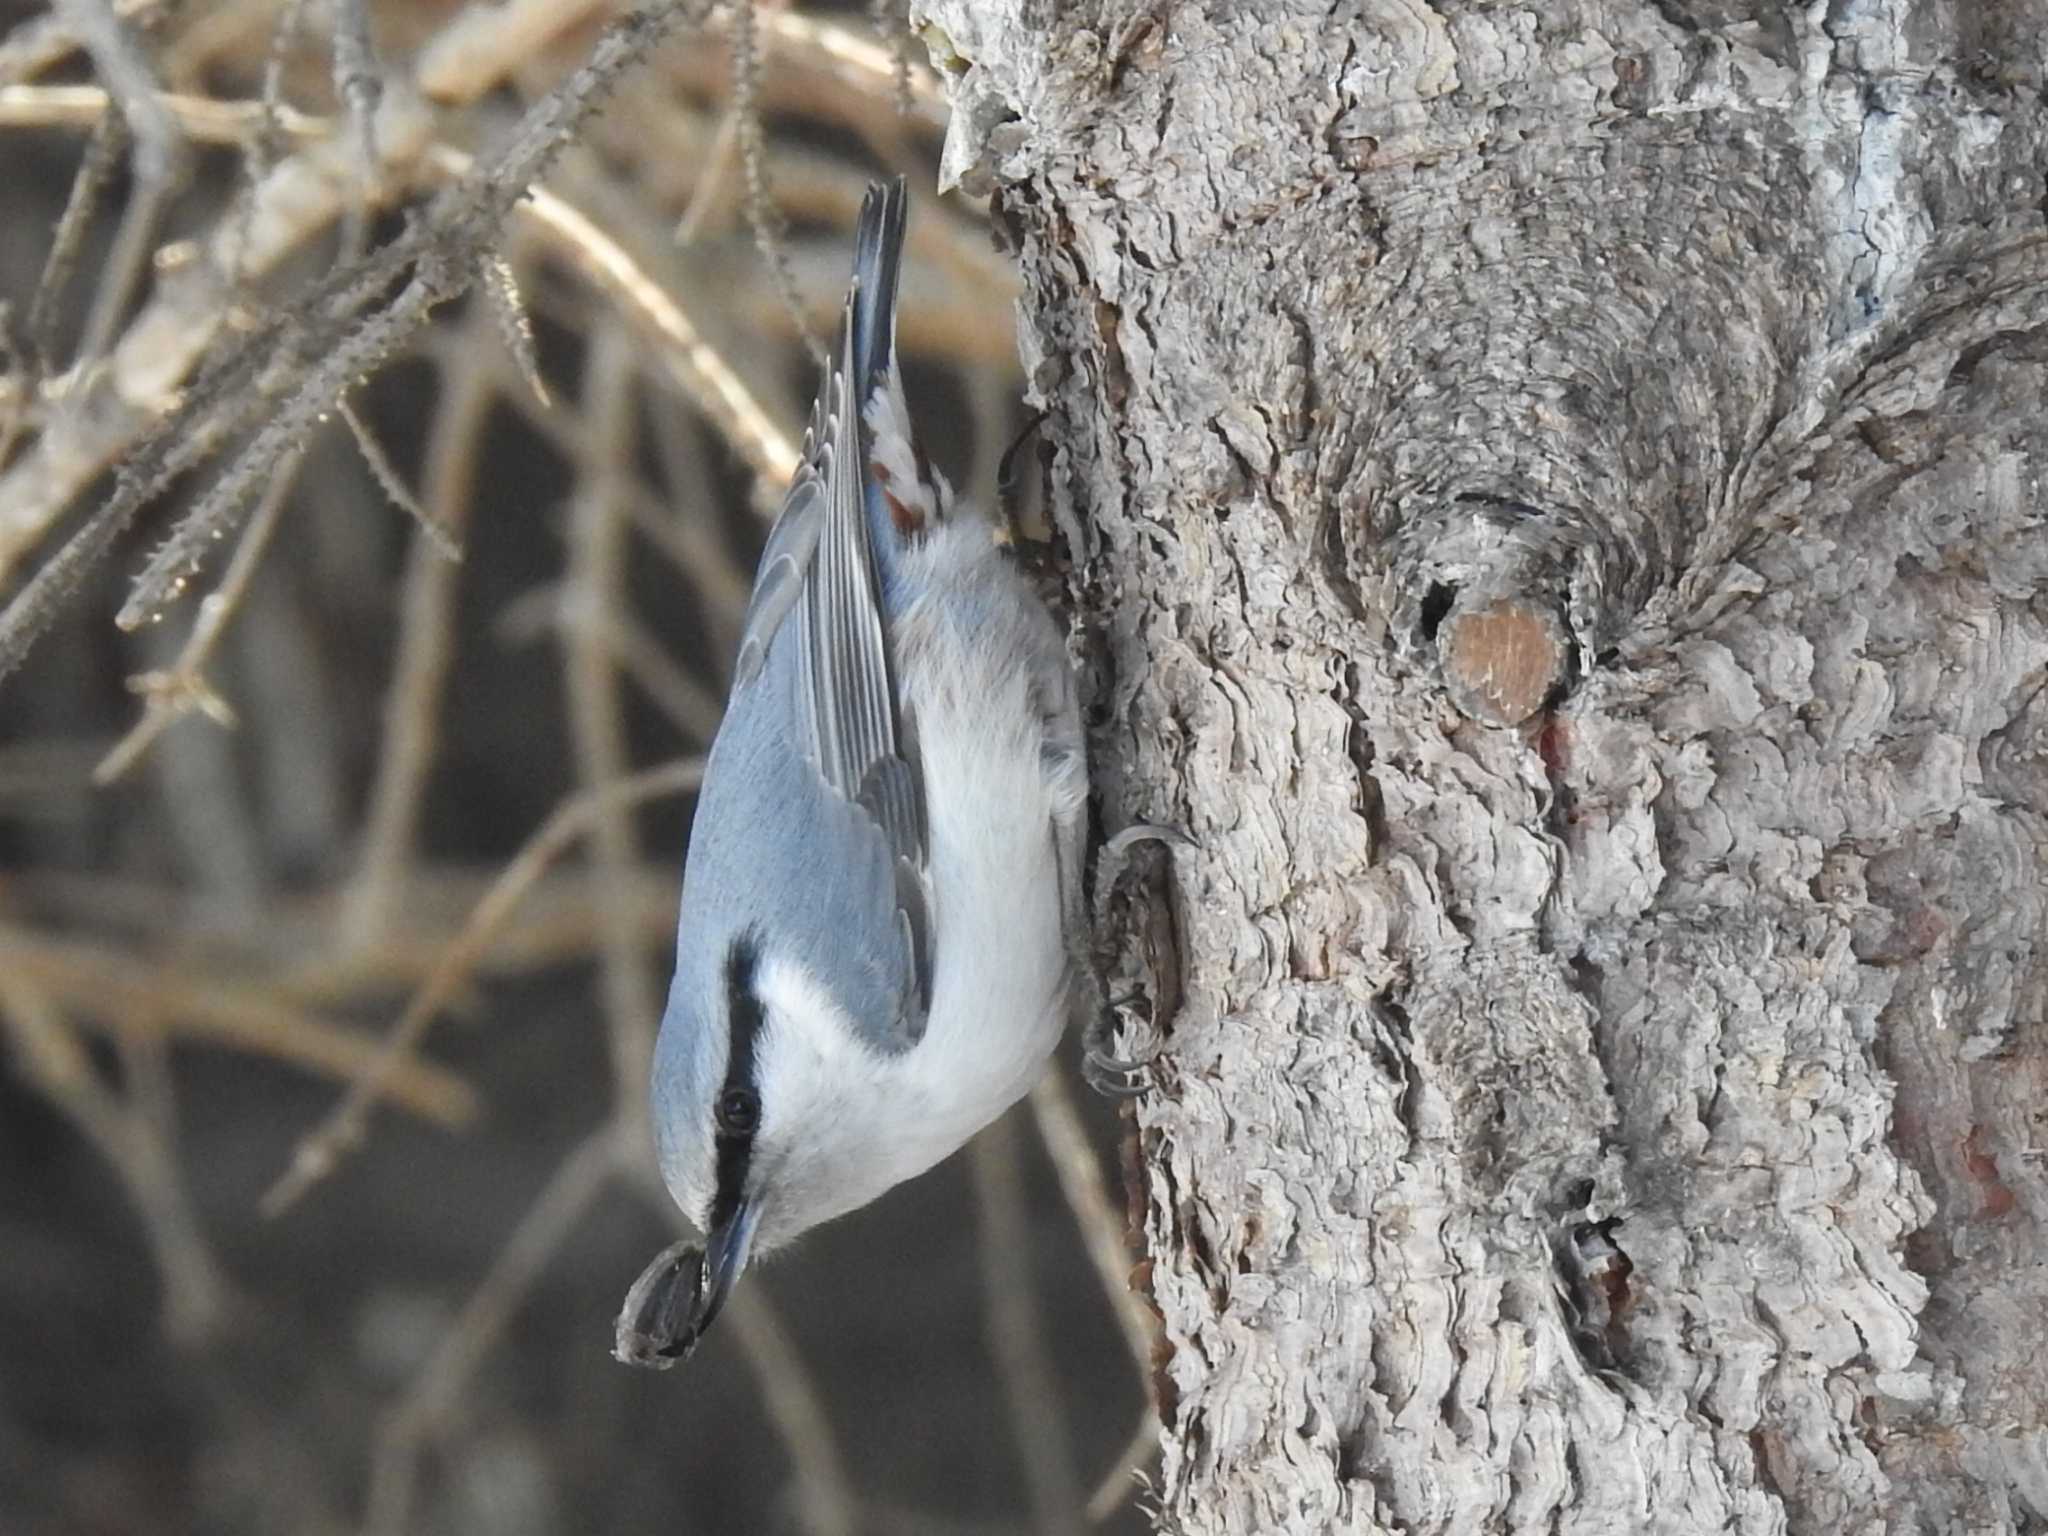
[614,177,1151,1369]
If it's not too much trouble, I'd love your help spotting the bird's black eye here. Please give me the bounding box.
[715,1087,760,1137]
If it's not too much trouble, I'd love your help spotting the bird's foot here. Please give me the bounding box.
[1083,993,1159,1098]
[1091,823,1194,937]
[1081,823,1194,1098]
[994,408,1049,548]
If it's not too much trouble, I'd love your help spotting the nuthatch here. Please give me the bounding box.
[616,178,1154,1368]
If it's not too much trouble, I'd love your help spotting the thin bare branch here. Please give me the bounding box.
[0,71,796,608]
[1027,1075,1156,1379]
[54,0,186,366]
[93,443,303,785]
[51,0,177,181]
[15,863,679,1007]
[412,0,612,105]
[732,0,823,366]
[364,1128,619,1536]
[636,406,755,646]
[0,10,87,85]
[0,972,230,1346]
[338,351,492,950]
[478,249,551,409]
[866,0,914,118]
[291,870,678,1005]
[972,1113,1086,1536]
[1031,1053,1169,1536]
[435,332,754,648]
[564,323,663,1121]
[0,82,328,139]
[0,1,705,680]
[421,141,799,495]
[251,0,309,186]
[266,757,706,1217]
[114,262,445,631]
[722,1285,862,1536]
[330,0,383,185]
[673,100,744,246]
[0,305,24,473]
[500,585,727,742]
[29,106,127,372]
[711,8,948,138]
[0,86,431,618]
[1084,1411,1162,1526]
[0,923,477,1126]
[339,396,464,559]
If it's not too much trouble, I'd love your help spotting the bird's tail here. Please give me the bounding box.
[843,177,952,560]
[848,177,908,418]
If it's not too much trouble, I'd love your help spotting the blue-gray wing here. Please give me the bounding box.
[732,478,820,692]
[723,181,931,1046]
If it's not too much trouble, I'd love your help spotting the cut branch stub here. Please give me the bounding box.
[1437,591,1568,728]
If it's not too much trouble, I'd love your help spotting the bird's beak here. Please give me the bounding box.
[692,1194,761,1339]
[613,1196,762,1369]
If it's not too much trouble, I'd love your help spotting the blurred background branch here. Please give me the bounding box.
[0,3,1147,1533]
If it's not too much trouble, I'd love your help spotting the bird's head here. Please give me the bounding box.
[619,930,930,1366]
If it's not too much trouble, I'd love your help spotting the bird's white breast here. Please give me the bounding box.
[886,525,1076,1167]
[741,522,1080,1244]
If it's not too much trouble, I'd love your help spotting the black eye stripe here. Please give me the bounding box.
[709,934,765,1231]
[721,936,765,1105]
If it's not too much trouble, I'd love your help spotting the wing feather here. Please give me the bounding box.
[725,180,932,1041]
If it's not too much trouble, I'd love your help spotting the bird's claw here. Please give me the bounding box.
[1091,823,1194,939]
[995,408,1049,547]
[1100,823,1197,861]
[1082,993,1161,1099]
[1080,822,1191,1098]
[1083,1041,1157,1098]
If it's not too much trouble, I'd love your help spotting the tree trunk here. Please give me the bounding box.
[911,3,2048,1531]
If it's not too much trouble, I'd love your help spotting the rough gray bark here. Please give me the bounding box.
[912,2,2048,1531]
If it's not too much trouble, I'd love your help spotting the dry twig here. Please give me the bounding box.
[364,1128,621,1536]
[0,970,229,1346]
[93,445,305,786]
[564,324,665,1117]
[0,923,477,1125]
[0,2,703,681]
[265,757,707,1217]
[1034,1070,1165,1522]
[973,1114,1087,1536]
[420,140,800,492]
[477,249,551,409]
[53,0,187,366]
[338,348,493,950]
[731,0,822,366]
